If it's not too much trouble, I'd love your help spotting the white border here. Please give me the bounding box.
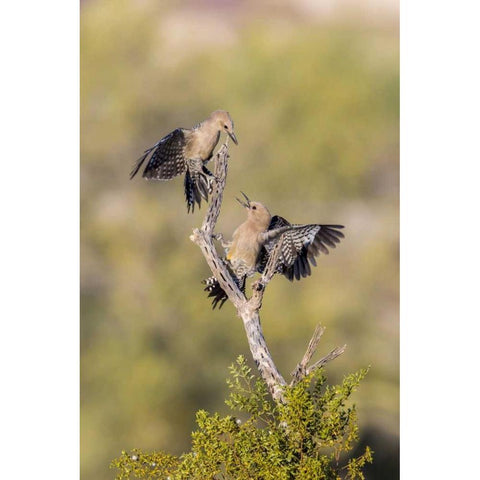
[2,0,479,478]
[401,0,480,478]
[1,1,79,478]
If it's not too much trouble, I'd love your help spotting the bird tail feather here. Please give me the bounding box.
[184,169,212,213]
[202,274,246,309]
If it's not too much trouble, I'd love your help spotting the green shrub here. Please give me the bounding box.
[111,356,372,479]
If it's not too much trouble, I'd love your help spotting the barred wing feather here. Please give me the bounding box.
[130,128,187,180]
[258,215,344,281]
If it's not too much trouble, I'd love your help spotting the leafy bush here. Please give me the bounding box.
[111,357,372,479]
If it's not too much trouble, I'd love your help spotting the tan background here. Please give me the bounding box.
[81,1,399,478]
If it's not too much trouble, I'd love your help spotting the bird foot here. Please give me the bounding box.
[212,233,231,250]
[206,175,220,194]
[252,280,264,292]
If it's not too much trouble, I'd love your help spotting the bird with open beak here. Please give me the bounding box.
[204,192,345,308]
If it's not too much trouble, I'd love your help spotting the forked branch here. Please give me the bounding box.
[190,142,346,402]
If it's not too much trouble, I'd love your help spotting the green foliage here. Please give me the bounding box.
[111,357,372,479]
[82,3,398,478]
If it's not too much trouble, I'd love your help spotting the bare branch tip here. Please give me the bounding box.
[190,228,203,244]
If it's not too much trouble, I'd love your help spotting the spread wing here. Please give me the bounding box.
[130,128,187,180]
[256,215,291,274]
[258,215,344,281]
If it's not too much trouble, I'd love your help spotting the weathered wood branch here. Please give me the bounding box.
[308,344,347,373]
[190,142,345,403]
[291,324,326,385]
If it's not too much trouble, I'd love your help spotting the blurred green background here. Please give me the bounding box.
[81,1,398,478]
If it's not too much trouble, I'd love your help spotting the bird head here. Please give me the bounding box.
[210,110,238,145]
[236,192,271,228]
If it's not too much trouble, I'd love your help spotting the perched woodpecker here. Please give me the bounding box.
[130,110,238,213]
[204,193,345,308]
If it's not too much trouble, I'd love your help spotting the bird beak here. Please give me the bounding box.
[228,131,238,145]
[235,191,250,209]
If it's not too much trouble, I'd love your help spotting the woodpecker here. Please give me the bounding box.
[130,110,238,213]
[204,193,345,308]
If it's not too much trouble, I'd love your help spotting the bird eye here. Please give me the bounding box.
[224,124,228,129]
[252,206,257,210]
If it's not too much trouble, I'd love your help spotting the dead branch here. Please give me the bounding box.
[190,142,346,402]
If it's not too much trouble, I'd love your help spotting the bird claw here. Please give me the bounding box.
[213,233,231,251]
[252,280,264,292]
[206,175,219,195]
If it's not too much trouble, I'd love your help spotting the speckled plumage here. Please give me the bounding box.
[204,195,345,308]
[130,111,237,213]
[257,216,344,281]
